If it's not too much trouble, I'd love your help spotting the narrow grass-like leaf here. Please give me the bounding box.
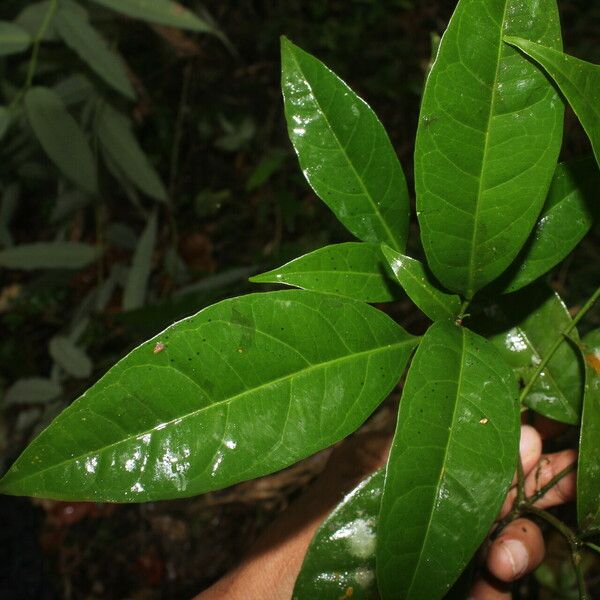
[89,0,216,34]
[4,378,62,406]
[250,243,400,303]
[0,242,99,270]
[499,157,599,293]
[415,0,563,298]
[377,321,519,600]
[480,285,584,424]
[293,469,383,600]
[122,211,157,310]
[0,291,418,501]
[55,6,136,100]
[0,21,31,55]
[578,329,600,534]
[97,102,167,202]
[25,87,98,194]
[49,336,93,379]
[504,37,600,166]
[381,245,461,321]
[281,37,409,251]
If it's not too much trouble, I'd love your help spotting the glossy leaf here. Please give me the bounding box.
[4,378,62,406]
[415,0,564,298]
[381,245,462,321]
[49,336,93,379]
[55,6,136,100]
[0,291,418,501]
[97,102,167,202]
[377,321,519,600]
[578,329,600,534]
[250,243,400,303]
[505,37,600,166]
[0,242,99,270]
[499,157,599,293]
[481,285,584,424]
[0,21,30,55]
[281,37,409,251]
[89,0,216,34]
[122,211,157,310]
[293,469,383,600]
[25,87,98,194]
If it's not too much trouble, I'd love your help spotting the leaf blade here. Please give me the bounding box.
[377,321,519,599]
[499,157,599,293]
[0,291,418,502]
[415,0,564,297]
[97,102,167,202]
[293,469,383,600]
[89,0,217,34]
[49,337,93,379]
[0,20,31,56]
[0,242,99,270]
[281,37,409,251]
[578,329,600,534]
[25,87,98,194]
[122,211,157,310]
[480,285,584,424]
[250,242,400,303]
[381,245,462,321]
[504,37,600,166]
[55,6,136,100]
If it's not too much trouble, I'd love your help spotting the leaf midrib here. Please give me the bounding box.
[1,338,415,489]
[466,0,510,298]
[405,327,467,596]
[286,46,401,251]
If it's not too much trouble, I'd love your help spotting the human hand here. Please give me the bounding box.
[196,422,576,600]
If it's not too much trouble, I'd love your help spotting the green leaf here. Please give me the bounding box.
[504,37,600,166]
[499,157,599,293]
[480,285,584,424]
[415,0,564,298]
[49,336,93,379]
[0,21,31,56]
[250,243,400,303]
[281,37,409,251]
[0,291,418,501]
[3,378,62,406]
[122,211,157,310]
[293,469,383,600]
[97,102,167,202]
[15,1,59,41]
[578,329,600,534]
[381,245,462,321]
[55,6,136,100]
[377,321,519,600]
[88,0,217,34]
[25,87,98,194]
[0,242,99,270]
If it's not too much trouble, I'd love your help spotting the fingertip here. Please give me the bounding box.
[520,425,542,474]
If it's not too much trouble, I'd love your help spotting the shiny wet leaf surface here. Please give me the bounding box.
[377,321,519,600]
[0,291,417,502]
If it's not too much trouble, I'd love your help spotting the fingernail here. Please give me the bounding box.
[501,539,529,578]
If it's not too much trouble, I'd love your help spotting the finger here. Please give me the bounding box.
[510,425,542,486]
[524,449,577,509]
[499,449,577,517]
[487,519,545,582]
[469,576,511,600]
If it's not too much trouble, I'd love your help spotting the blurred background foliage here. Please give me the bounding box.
[0,0,597,598]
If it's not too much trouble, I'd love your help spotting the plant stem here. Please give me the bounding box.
[524,506,589,599]
[526,461,577,505]
[519,285,600,404]
[9,0,58,110]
